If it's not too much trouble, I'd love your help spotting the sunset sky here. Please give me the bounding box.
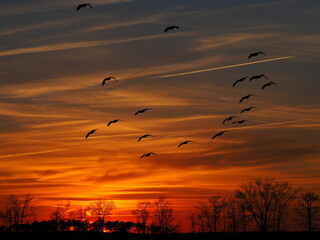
[0,0,319,230]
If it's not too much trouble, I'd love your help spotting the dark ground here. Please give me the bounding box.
[0,232,319,240]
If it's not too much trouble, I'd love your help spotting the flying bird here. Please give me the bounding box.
[222,116,239,124]
[262,81,278,90]
[76,3,93,11]
[239,94,256,103]
[164,26,179,33]
[85,129,97,139]
[107,119,121,127]
[240,107,255,114]
[178,140,194,148]
[135,108,151,116]
[212,131,229,140]
[232,120,248,124]
[233,77,248,87]
[140,152,157,158]
[248,51,266,59]
[138,134,153,142]
[102,76,117,86]
[250,74,269,81]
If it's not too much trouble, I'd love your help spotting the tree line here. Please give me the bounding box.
[0,178,319,233]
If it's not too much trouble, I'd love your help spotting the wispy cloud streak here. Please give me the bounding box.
[153,56,295,78]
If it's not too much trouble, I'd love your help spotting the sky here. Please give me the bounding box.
[0,0,320,231]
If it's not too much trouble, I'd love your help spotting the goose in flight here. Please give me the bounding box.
[248,51,266,59]
[178,140,194,148]
[250,74,269,81]
[107,119,121,127]
[239,94,256,103]
[222,116,239,124]
[85,129,97,139]
[240,106,255,113]
[262,81,278,90]
[102,76,117,86]
[141,152,157,158]
[135,108,151,116]
[212,131,229,140]
[233,77,249,87]
[138,134,153,142]
[232,120,248,124]
[76,3,93,11]
[164,26,179,33]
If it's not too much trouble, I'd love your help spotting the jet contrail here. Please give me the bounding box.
[153,56,295,79]
[0,148,69,159]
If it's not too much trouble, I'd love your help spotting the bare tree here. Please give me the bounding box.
[188,213,196,233]
[226,199,242,232]
[195,196,227,232]
[132,201,151,234]
[50,200,70,231]
[235,178,299,232]
[295,191,320,232]
[89,200,115,222]
[0,194,34,230]
[153,197,179,234]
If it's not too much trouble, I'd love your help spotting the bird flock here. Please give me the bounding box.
[79,4,278,158]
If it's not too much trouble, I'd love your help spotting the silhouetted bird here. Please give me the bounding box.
[248,51,266,59]
[164,26,179,33]
[76,3,93,11]
[107,119,121,127]
[85,129,97,139]
[102,76,117,86]
[222,116,239,124]
[233,77,248,87]
[138,134,153,142]
[240,106,255,114]
[232,120,248,124]
[178,140,194,148]
[212,131,229,140]
[141,152,157,158]
[262,81,278,90]
[135,108,151,116]
[239,94,256,103]
[250,74,269,81]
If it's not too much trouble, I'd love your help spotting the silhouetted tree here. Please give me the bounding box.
[153,198,179,234]
[295,191,320,232]
[195,196,227,232]
[89,199,115,231]
[188,213,196,233]
[132,201,151,234]
[50,200,70,231]
[0,194,34,231]
[235,178,299,232]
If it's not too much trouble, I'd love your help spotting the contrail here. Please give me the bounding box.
[227,119,312,131]
[0,148,69,159]
[153,56,295,79]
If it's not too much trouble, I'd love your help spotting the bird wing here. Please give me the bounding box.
[164,27,170,32]
[88,4,93,8]
[135,110,141,115]
[85,132,91,139]
[138,136,143,142]
[248,53,254,59]
[178,142,185,148]
[262,83,268,90]
[239,97,245,103]
[140,154,146,158]
[102,79,107,86]
[212,134,218,139]
[76,5,82,11]
[107,121,113,126]
[222,118,228,124]
[232,80,239,87]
